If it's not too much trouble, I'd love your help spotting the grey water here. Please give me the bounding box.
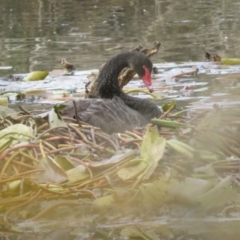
[0,0,240,74]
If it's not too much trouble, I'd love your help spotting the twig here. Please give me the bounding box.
[70,156,93,179]
[28,201,83,221]
[36,126,69,140]
[4,189,42,224]
[0,151,20,176]
[160,104,175,119]
[171,68,198,79]
[17,105,31,115]
[73,100,82,127]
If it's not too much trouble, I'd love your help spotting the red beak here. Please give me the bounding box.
[142,66,153,92]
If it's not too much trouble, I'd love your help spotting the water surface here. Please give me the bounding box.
[0,0,240,74]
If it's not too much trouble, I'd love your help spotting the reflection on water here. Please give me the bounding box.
[0,0,240,74]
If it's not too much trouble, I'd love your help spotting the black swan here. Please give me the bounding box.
[61,51,162,133]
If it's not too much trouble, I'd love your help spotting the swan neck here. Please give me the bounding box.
[96,54,130,98]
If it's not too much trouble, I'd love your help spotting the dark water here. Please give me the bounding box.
[0,0,240,74]
[1,0,240,239]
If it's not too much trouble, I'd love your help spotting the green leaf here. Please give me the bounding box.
[93,194,115,207]
[23,71,49,81]
[199,176,239,210]
[151,119,186,129]
[0,123,34,147]
[54,104,67,112]
[66,165,90,183]
[168,177,215,205]
[167,139,195,158]
[221,58,240,65]
[36,155,68,184]
[117,128,166,181]
[140,174,170,207]
[6,180,21,192]
[48,108,67,128]
[167,176,239,210]
[54,155,75,171]
[141,127,166,179]
[117,158,148,180]
[162,101,176,112]
[54,104,67,120]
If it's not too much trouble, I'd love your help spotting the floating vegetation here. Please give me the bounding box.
[206,51,240,65]
[23,71,49,81]
[1,102,240,238]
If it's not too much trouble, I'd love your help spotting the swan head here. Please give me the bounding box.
[129,52,153,92]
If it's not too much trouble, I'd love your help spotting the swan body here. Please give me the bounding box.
[61,51,162,133]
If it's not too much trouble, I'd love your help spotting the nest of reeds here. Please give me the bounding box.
[1,104,240,229]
